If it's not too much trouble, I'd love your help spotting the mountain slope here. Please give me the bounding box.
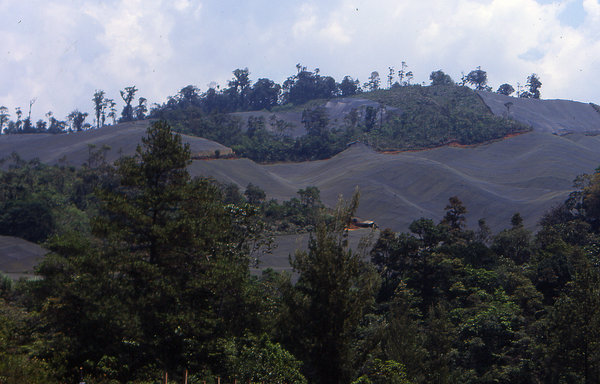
[477,91,600,135]
[0,120,232,166]
[190,132,600,232]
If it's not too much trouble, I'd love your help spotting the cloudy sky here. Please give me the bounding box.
[0,0,598,122]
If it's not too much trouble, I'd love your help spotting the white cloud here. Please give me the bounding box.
[0,0,600,121]
[583,0,600,19]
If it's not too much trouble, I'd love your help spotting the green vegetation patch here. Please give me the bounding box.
[358,85,531,151]
[160,84,530,163]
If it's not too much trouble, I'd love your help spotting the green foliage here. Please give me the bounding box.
[543,266,600,383]
[0,153,111,242]
[6,118,600,383]
[429,70,454,86]
[360,84,530,151]
[156,80,529,163]
[0,299,57,384]
[352,359,413,384]
[280,190,380,384]
[30,121,270,382]
[466,66,490,91]
[222,334,307,383]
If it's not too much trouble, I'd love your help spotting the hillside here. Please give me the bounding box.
[477,90,600,135]
[4,88,600,275]
[189,131,600,233]
[0,120,232,166]
[0,235,47,279]
[157,85,531,162]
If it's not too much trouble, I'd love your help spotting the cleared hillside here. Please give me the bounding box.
[189,131,600,233]
[0,120,232,166]
[477,91,600,135]
[0,235,47,279]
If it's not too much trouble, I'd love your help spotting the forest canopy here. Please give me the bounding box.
[0,121,599,383]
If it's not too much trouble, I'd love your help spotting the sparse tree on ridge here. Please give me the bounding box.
[106,98,117,125]
[466,66,490,91]
[339,76,359,97]
[92,90,106,129]
[429,70,454,86]
[46,111,66,133]
[67,110,88,132]
[14,107,22,132]
[134,97,147,120]
[0,106,9,134]
[526,73,542,99]
[497,83,515,96]
[388,67,395,88]
[119,85,138,122]
[398,61,413,86]
[365,71,381,91]
[27,98,36,122]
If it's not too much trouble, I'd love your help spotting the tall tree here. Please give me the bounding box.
[67,110,88,132]
[105,98,117,125]
[365,71,381,91]
[14,107,22,133]
[496,83,515,96]
[247,78,281,110]
[388,66,396,88]
[134,97,147,120]
[281,191,379,384]
[441,196,467,231]
[178,85,200,105]
[429,70,453,86]
[339,76,359,97]
[466,66,490,91]
[120,86,138,122]
[398,61,413,86]
[33,121,265,381]
[0,106,9,134]
[526,73,542,99]
[92,90,105,129]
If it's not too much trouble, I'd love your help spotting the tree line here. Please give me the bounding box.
[160,79,530,163]
[0,64,541,135]
[0,121,599,383]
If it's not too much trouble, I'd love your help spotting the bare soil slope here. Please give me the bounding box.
[231,98,391,138]
[0,120,232,166]
[0,236,47,279]
[477,91,600,135]
[190,132,600,232]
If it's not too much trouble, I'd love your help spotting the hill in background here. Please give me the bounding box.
[0,120,231,167]
[3,86,600,275]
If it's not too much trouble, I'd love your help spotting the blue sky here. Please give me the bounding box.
[0,0,599,122]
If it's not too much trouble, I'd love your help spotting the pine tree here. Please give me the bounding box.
[281,190,379,384]
[34,121,264,381]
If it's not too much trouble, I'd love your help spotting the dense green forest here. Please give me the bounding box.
[1,121,599,383]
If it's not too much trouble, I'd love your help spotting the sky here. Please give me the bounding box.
[0,0,599,122]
